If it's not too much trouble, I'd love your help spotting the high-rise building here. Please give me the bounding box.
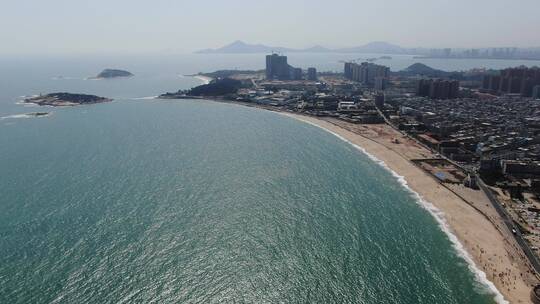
[482,76,490,89]
[417,79,459,99]
[416,79,431,97]
[291,67,303,80]
[344,62,353,79]
[344,62,389,86]
[533,85,540,99]
[482,67,540,96]
[449,80,460,99]
[489,75,501,91]
[307,67,317,81]
[375,93,385,108]
[266,54,301,80]
[375,77,387,91]
[509,77,522,94]
[521,78,535,97]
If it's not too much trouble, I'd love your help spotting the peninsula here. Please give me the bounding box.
[95,69,133,79]
[25,93,112,106]
[159,78,243,99]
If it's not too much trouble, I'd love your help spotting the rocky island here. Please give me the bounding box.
[95,69,133,79]
[25,93,112,106]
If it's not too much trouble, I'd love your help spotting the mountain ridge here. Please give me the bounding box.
[196,40,406,54]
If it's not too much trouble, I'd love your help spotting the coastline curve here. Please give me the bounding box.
[282,113,509,304]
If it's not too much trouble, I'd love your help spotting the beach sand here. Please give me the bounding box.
[280,113,539,303]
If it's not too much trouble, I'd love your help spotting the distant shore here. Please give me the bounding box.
[181,98,539,303]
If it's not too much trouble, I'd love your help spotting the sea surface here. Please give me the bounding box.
[0,53,529,303]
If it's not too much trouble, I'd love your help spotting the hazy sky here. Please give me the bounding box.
[1,0,539,55]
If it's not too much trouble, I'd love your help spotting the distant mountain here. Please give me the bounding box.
[196,41,540,60]
[196,40,405,54]
[302,45,332,53]
[196,40,293,54]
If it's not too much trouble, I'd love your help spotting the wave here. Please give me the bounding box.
[1,113,51,120]
[287,114,508,304]
[0,114,31,120]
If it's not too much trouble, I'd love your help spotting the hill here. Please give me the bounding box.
[196,41,292,54]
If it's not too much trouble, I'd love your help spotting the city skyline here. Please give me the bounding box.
[1,0,539,55]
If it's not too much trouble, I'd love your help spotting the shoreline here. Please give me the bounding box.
[285,113,509,303]
[284,113,539,304]
[187,98,538,303]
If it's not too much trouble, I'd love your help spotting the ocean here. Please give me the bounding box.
[1,53,534,303]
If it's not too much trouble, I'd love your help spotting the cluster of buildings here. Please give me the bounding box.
[377,71,540,267]
[228,55,386,123]
[416,79,460,99]
[482,66,540,98]
[265,53,317,81]
[343,62,389,90]
[384,95,540,169]
[427,47,540,60]
[260,54,540,177]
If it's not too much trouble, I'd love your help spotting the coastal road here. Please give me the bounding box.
[477,176,540,275]
[375,100,540,276]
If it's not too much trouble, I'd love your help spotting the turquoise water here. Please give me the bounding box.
[0,55,505,303]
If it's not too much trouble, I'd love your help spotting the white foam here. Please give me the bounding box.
[287,114,508,304]
[0,114,31,120]
[16,95,39,105]
[1,113,51,120]
[133,96,158,100]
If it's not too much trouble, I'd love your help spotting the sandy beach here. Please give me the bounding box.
[279,113,539,303]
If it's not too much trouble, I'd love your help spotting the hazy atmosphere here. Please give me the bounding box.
[3,1,540,304]
[1,0,539,55]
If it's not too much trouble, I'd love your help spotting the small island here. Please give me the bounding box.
[95,69,134,79]
[25,93,112,106]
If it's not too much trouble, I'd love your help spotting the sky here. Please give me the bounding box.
[1,0,539,55]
